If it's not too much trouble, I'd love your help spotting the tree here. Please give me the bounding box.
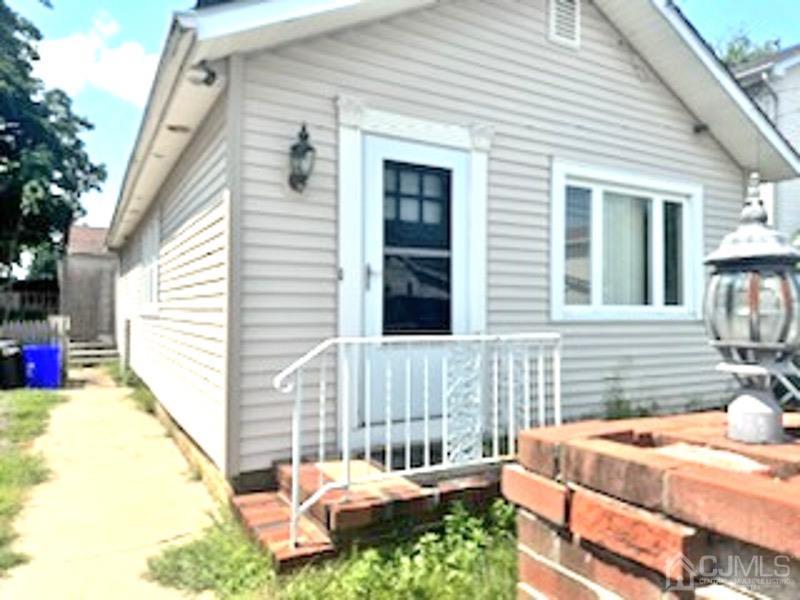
[27,243,59,280]
[0,0,105,283]
[715,28,781,69]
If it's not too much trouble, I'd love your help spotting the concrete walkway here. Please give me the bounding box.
[0,368,216,599]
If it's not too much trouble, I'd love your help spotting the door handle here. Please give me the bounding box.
[365,263,381,291]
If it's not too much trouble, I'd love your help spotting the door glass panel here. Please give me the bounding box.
[400,171,420,195]
[400,198,419,222]
[383,256,451,334]
[383,161,452,334]
[384,166,397,192]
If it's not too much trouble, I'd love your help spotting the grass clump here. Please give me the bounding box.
[103,363,155,414]
[0,388,61,573]
[148,499,517,600]
[147,512,273,597]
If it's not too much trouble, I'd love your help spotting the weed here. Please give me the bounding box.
[149,499,517,600]
[103,363,155,413]
[147,512,273,597]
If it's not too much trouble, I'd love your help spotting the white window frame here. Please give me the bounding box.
[140,213,160,314]
[550,159,704,321]
[548,0,581,49]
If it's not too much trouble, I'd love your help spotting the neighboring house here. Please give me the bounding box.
[108,0,800,489]
[735,44,800,238]
[59,226,117,342]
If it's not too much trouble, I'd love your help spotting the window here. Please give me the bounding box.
[549,0,580,48]
[552,161,702,320]
[141,215,159,311]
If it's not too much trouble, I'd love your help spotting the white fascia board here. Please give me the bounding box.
[107,22,197,248]
[191,0,360,40]
[190,0,438,62]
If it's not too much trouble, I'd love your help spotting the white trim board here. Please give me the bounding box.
[549,158,704,322]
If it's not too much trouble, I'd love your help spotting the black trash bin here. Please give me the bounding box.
[0,340,25,389]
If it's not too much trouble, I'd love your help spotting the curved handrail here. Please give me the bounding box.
[272,332,562,393]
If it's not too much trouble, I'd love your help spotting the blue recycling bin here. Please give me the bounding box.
[22,345,62,389]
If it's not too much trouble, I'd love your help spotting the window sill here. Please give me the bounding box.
[553,306,701,322]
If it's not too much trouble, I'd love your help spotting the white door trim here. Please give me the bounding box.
[336,95,492,339]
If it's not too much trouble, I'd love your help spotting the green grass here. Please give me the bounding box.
[148,499,517,600]
[0,389,61,573]
[148,513,273,597]
[103,363,155,414]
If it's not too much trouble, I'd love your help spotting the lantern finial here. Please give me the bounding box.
[740,171,768,225]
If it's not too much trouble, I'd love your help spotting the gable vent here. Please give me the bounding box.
[549,0,581,48]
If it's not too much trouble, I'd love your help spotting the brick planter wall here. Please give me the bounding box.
[502,412,800,599]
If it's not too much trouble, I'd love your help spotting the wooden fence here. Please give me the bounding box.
[0,290,59,321]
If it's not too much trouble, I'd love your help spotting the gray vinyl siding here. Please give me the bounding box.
[234,0,743,473]
[773,68,800,239]
[116,98,229,470]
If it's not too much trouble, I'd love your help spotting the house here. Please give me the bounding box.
[59,226,117,344]
[735,44,800,239]
[108,0,800,497]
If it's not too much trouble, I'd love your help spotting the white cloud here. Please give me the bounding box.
[33,13,158,108]
[75,186,119,228]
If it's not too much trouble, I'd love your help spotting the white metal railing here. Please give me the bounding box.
[273,332,563,549]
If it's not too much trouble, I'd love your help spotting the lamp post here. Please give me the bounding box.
[704,173,800,444]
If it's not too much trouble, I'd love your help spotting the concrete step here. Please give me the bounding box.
[69,356,119,367]
[70,348,119,358]
[232,492,334,571]
[69,341,116,350]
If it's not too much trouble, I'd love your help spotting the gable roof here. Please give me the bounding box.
[68,226,109,255]
[107,0,800,248]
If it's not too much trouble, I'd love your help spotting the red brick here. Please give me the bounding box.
[665,464,800,559]
[570,486,706,580]
[518,547,605,600]
[518,420,634,477]
[517,510,684,600]
[502,464,569,526]
[563,438,683,510]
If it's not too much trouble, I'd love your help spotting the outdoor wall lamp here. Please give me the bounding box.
[288,123,316,193]
[704,172,800,443]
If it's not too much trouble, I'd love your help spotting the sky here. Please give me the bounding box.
[8,0,800,228]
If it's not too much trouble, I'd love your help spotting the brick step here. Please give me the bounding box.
[277,460,501,535]
[277,460,442,534]
[233,492,334,571]
[236,460,501,569]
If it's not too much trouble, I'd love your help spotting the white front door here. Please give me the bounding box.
[356,135,470,442]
